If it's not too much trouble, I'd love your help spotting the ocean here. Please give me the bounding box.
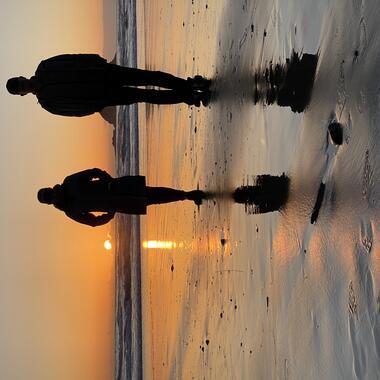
[115,0,142,380]
[115,0,380,379]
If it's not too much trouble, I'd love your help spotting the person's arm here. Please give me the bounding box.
[65,210,115,227]
[63,168,112,185]
[37,98,97,117]
[36,54,107,73]
[79,168,112,181]
[88,168,113,181]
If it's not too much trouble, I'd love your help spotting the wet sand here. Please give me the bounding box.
[137,0,380,378]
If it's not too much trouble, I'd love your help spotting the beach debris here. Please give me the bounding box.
[220,229,227,246]
[328,121,343,145]
[310,183,326,224]
[171,264,174,272]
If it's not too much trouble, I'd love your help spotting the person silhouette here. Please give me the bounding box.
[6,54,211,117]
[37,168,207,226]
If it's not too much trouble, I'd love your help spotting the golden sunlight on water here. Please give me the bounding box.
[142,240,178,249]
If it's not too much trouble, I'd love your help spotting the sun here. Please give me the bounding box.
[104,239,112,251]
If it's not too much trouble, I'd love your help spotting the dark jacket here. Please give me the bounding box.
[34,54,110,117]
[54,168,147,226]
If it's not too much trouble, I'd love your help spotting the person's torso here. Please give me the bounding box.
[61,175,148,215]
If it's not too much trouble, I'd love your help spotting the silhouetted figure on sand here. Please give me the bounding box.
[6,54,211,116]
[37,168,207,226]
[233,174,289,214]
[254,52,318,112]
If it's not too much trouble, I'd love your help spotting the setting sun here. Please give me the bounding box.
[104,239,112,251]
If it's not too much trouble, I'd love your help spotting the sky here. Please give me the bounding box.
[0,1,116,379]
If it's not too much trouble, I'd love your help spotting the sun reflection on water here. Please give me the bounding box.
[143,240,178,249]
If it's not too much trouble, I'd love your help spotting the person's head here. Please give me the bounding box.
[37,187,56,205]
[6,77,34,96]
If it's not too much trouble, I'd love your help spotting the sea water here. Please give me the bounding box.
[115,0,142,379]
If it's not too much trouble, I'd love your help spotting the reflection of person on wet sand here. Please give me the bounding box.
[233,174,289,214]
[213,51,318,112]
[6,53,212,117]
[254,51,318,112]
[37,168,207,226]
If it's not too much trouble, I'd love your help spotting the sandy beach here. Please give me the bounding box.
[133,0,380,379]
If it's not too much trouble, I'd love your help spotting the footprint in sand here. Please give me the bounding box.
[360,218,373,254]
[362,149,373,201]
[358,17,368,57]
[348,281,368,378]
[350,218,380,373]
[348,281,358,318]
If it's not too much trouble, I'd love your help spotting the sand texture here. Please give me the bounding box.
[137,0,380,378]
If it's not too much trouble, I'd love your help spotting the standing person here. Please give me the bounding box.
[6,54,211,116]
[37,168,207,226]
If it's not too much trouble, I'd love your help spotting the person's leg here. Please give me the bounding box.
[187,75,212,91]
[106,86,201,106]
[146,187,208,206]
[107,65,192,90]
[146,187,188,205]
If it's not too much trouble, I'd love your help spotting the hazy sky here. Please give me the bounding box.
[0,1,116,379]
